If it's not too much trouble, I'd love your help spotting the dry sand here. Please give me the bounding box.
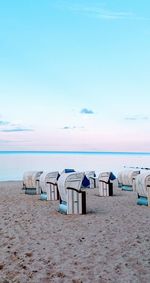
[0,181,150,283]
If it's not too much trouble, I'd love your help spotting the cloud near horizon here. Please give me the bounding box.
[124,115,149,121]
[80,108,94,114]
[0,117,34,133]
[0,139,12,144]
[0,120,10,126]
[62,126,84,130]
[62,126,75,130]
[1,128,34,132]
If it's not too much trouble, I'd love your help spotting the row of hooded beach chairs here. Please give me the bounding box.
[117,168,150,206]
[117,169,140,191]
[22,170,117,215]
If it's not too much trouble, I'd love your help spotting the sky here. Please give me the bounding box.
[0,0,150,152]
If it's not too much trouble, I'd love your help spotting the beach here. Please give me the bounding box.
[0,181,150,283]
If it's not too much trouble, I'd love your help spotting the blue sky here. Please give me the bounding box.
[0,0,150,151]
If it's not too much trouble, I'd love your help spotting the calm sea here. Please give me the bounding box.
[0,151,150,181]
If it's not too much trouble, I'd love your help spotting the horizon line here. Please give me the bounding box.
[0,150,150,155]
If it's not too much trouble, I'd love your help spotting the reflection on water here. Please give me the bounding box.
[0,152,150,181]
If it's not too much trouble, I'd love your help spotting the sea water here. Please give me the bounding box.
[0,151,150,181]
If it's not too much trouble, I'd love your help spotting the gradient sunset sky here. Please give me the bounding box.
[0,0,150,151]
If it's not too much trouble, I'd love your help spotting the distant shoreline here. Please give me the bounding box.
[0,151,150,155]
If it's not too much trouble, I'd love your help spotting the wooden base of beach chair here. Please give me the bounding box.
[40,192,48,200]
[67,188,86,214]
[47,182,59,201]
[58,190,86,215]
[59,201,67,214]
[118,183,122,188]
[59,192,86,215]
[36,180,41,194]
[25,188,36,195]
[23,180,41,195]
[121,185,133,191]
[40,183,59,201]
[99,181,113,196]
[23,171,43,194]
[137,196,148,206]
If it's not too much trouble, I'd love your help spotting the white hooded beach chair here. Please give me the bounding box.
[133,171,150,206]
[23,171,43,195]
[117,169,140,191]
[39,171,60,201]
[57,172,86,214]
[97,171,116,196]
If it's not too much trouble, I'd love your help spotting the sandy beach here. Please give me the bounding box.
[0,181,150,283]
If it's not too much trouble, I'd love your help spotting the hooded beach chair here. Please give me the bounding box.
[97,171,116,196]
[39,171,60,201]
[22,171,43,195]
[133,171,150,206]
[84,171,96,189]
[117,169,140,191]
[57,171,86,214]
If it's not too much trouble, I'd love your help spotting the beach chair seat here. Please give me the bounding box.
[57,172,86,214]
[39,171,60,201]
[134,171,150,206]
[23,171,43,195]
[98,172,116,196]
[117,169,140,191]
